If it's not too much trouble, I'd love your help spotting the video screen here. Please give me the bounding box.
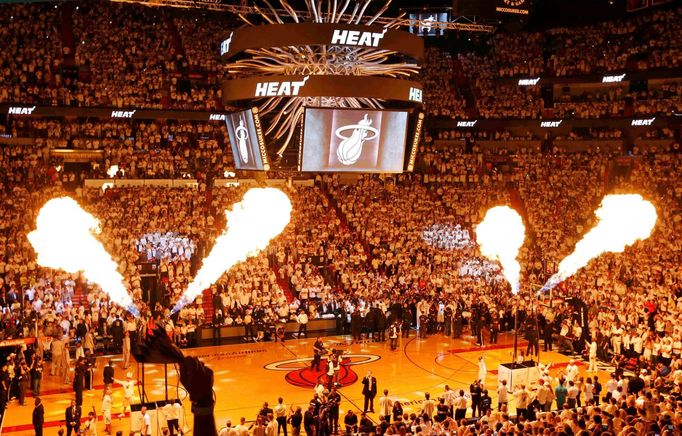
[408,12,449,36]
[301,108,408,173]
[225,109,266,171]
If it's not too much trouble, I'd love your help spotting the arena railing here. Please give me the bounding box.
[83,178,315,189]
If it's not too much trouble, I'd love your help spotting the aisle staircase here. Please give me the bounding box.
[318,183,373,262]
[201,288,214,321]
[273,266,294,302]
[71,282,89,308]
[507,186,529,224]
[507,185,541,248]
[167,16,185,61]
[59,3,76,67]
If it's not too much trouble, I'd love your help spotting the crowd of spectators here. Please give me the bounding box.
[0,0,682,433]
[0,1,226,110]
[2,127,682,433]
[421,48,469,120]
[72,2,179,109]
[1,1,680,120]
[3,117,233,179]
[545,7,682,77]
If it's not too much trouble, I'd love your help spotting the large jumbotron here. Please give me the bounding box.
[0,0,681,435]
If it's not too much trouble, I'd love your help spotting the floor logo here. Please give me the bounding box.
[264,354,380,388]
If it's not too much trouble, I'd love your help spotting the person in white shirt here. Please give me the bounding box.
[163,399,181,436]
[453,390,468,420]
[496,380,508,411]
[378,389,393,422]
[478,356,487,385]
[218,419,235,436]
[313,380,325,397]
[584,378,595,404]
[297,311,308,338]
[587,339,598,373]
[234,417,249,436]
[102,388,112,434]
[612,386,623,402]
[273,397,289,436]
[605,373,618,399]
[513,385,530,419]
[83,409,98,436]
[114,372,136,417]
[536,379,553,412]
[611,324,623,355]
[140,406,151,436]
[565,359,579,383]
[420,392,435,420]
[441,385,457,416]
[266,415,278,436]
[566,381,579,408]
[633,334,644,356]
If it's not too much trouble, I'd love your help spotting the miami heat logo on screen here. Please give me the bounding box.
[334,114,379,165]
[421,15,435,32]
[331,112,381,167]
[264,354,380,388]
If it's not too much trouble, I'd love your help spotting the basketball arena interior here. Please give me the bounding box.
[0,0,681,434]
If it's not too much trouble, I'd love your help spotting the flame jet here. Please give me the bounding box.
[28,197,138,315]
[540,194,657,292]
[475,206,526,294]
[172,188,292,313]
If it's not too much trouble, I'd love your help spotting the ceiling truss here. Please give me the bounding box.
[109,0,497,32]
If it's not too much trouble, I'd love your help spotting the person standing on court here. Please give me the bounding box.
[33,397,44,436]
[65,399,82,436]
[311,336,325,371]
[103,360,114,389]
[497,380,509,411]
[555,379,568,410]
[140,406,151,436]
[73,358,85,407]
[478,356,487,385]
[378,389,393,423]
[389,323,399,350]
[453,390,468,421]
[122,330,131,369]
[297,311,308,339]
[303,405,316,436]
[102,388,113,435]
[361,370,377,413]
[470,380,482,418]
[514,385,530,420]
[289,406,302,436]
[274,397,289,436]
[420,392,436,421]
[327,388,341,435]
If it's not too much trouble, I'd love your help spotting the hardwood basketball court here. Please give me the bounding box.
[2,332,602,435]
